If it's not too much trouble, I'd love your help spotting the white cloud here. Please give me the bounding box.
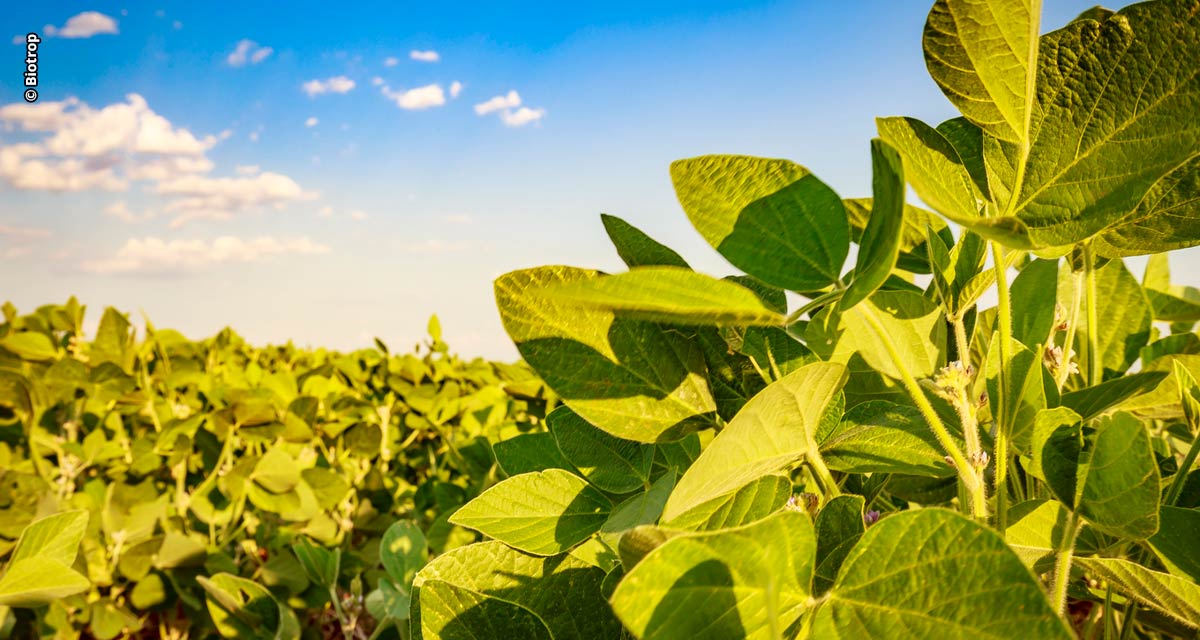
[305,116,319,128]
[157,172,319,227]
[0,147,126,191]
[249,130,260,142]
[371,76,385,87]
[501,107,546,127]
[474,90,521,115]
[83,236,329,274]
[236,164,260,176]
[44,11,119,39]
[124,155,214,181]
[410,50,439,62]
[226,39,273,66]
[302,76,356,97]
[0,224,50,240]
[382,84,445,110]
[172,20,182,30]
[103,200,155,223]
[449,81,463,98]
[384,57,400,67]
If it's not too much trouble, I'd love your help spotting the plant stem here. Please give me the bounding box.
[807,450,842,498]
[1165,430,1200,506]
[1084,243,1102,386]
[1057,269,1085,390]
[859,305,986,519]
[329,586,355,639]
[951,315,971,368]
[991,241,1014,532]
[1050,511,1082,615]
[784,289,845,326]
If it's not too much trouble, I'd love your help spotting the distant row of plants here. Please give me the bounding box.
[402,0,1200,638]
[0,298,554,638]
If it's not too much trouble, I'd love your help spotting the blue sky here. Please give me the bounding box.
[1,1,1192,360]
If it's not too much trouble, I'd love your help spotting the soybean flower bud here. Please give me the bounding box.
[863,510,881,526]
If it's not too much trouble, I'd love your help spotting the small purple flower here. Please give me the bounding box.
[863,510,881,526]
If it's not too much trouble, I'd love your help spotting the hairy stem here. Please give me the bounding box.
[1051,511,1082,615]
[952,315,971,368]
[1056,268,1085,389]
[991,241,1014,531]
[1084,243,1102,386]
[859,305,986,518]
[807,450,842,498]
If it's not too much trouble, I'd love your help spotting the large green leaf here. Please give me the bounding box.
[1075,412,1160,539]
[661,362,847,522]
[814,496,865,594]
[876,117,982,224]
[540,267,784,327]
[1059,371,1167,421]
[1148,505,1200,583]
[1005,499,1072,572]
[418,580,552,640]
[1010,258,1058,348]
[1077,557,1200,629]
[548,406,654,494]
[808,290,946,380]
[449,469,612,556]
[1014,1,1200,250]
[670,155,849,291]
[0,558,90,608]
[923,0,1040,145]
[813,509,1072,639]
[609,511,816,640]
[413,541,622,640]
[601,213,691,269]
[381,521,428,590]
[819,401,955,477]
[495,266,716,442]
[197,573,299,640]
[986,337,1046,450]
[842,139,906,310]
[661,474,791,532]
[1060,259,1152,380]
[1097,155,1200,257]
[0,332,58,362]
[1029,407,1083,508]
[7,510,88,567]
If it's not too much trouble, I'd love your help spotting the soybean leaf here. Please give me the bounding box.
[1060,259,1152,380]
[292,538,340,588]
[1010,258,1059,348]
[1077,557,1200,629]
[449,469,612,556]
[7,510,88,567]
[661,362,847,522]
[0,332,57,362]
[197,573,299,640]
[1059,371,1168,421]
[601,213,690,269]
[549,406,654,494]
[842,139,906,310]
[923,0,1040,146]
[1005,499,1073,572]
[986,337,1046,451]
[610,511,816,640]
[1097,156,1200,257]
[814,495,866,594]
[843,199,949,275]
[662,474,792,532]
[0,559,90,608]
[813,509,1071,639]
[1148,505,1200,583]
[617,526,686,572]
[413,540,623,640]
[808,290,946,380]
[381,521,428,591]
[819,401,955,478]
[540,267,784,327]
[1075,412,1160,539]
[670,155,849,291]
[876,116,984,225]
[601,473,676,535]
[737,326,815,380]
[418,580,551,640]
[493,432,575,476]
[495,266,716,442]
[1029,407,1083,508]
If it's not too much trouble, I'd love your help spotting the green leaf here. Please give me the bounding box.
[986,337,1046,450]
[0,332,58,361]
[807,290,946,380]
[670,155,849,291]
[737,326,815,380]
[251,447,300,494]
[540,266,785,327]
[292,538,340,588]
[1148,505,1200,583]
[418,580,552,640]
[493,432,575,476]
[1005,499,1073,572]
[1010,259,1058,347]
[548,406,654,494]
[414,540,622,640]
[842,139,907,310]
[662,474,792,532]
[843,199,948,266]
[1029,407,1083,508]
[381,520,428,589]
[923,0,1040,145]
[814,509,1071,639]
[1059,371,1168,421]
[1077,557,1200,629]
[1060,259,1152,379]
[1098,156,1200,257]
[1013,2,1200,250]
[875,117,987,226]
[449,469,612,556]
[8,510,88,567]
[601,473,676,535]
[198,573,299,640]
[496,266,717,442]
[820,401,955,477]
[814,496,866,594]
[661,361,847,522]
[610,511,816,640]
[601,213,690,269]
[1075,412,1160,539]
[0,558,90,608]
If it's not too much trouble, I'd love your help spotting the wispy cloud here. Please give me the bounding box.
[0,224,50,240]
[500,107,546,127]
[474,90,546,127]
[305,116,319,128]
[103,201,155,223]
[410,50,440,63]
[302,76,356,97]
[381,83,446,110]
[83,236,329,274]
[384,57,400,67]
[226,39,273,66]
[474,91,521,116]
[157,172,318,227]
[450,81,464,98]
[42,11,119,39]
